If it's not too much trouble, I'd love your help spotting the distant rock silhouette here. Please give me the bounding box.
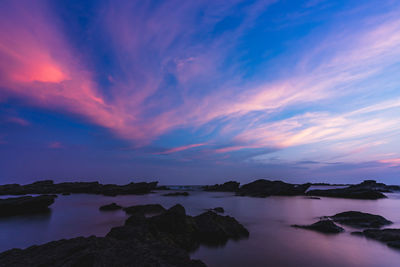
[292,220,344,234]
[330,211,392,228]
[0,195,56,216]
[203,181,240,192]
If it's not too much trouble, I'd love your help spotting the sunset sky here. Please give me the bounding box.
[1,0,400,185]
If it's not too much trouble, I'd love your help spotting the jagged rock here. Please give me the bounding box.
[203,181,240,192]
[354,229,400,249]
[209,207,224,213]
[0,180,158,196]
[0,203,249,266]
[163,192,189,197]
[0,195,56,216]
[99,203,122,211]
[123,204,166,215]
[237,179,310,197]
[292,220,344,234]
[306,187,386,200]
[330,211,392,228]
[194,211,249,245]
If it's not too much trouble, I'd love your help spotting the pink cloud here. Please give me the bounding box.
[154,143,206,155]
[379,158,400,167]
[49,141,63,149]
[7,117,30,126]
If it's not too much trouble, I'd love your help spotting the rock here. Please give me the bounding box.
[354,229,400,249]
[0,180,158,196]
[99,203,122,211]
[123,204,166,215]
[306,187,386,200]
[163,192,190,197]
[0,195,56,216]
[0,203,249,266]
[305,196,321,200]
[210,207,224,213]
[292,220,344,234]
[0,235,206,267]
[353,180,400,192]
[237,179,310,197]
[156,185,170,190]
[330,211,392,228]
[203,181,240,192]
[61,192,71,196]
[194,211,249,245]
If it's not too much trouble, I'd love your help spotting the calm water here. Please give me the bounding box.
[1,191,400,266]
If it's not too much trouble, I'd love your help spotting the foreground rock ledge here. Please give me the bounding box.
[0,195,56,217]
[0,204,249,266]
[0,180,158,196]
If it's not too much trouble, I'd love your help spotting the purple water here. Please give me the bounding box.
[1,191,400,266]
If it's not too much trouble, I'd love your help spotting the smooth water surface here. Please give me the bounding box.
[1,191,400,267]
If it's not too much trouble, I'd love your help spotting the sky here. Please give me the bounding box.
[1,0,400,185]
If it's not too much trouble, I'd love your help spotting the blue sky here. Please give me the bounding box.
[1,0,400,185]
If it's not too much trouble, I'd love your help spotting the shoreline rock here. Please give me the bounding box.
[0,195,57,217]
[237,179,310,198]
[163,192,190,197]
[99,203,122,211]
[0,180,158,196]
[123,204,166,215]
[203,181,240,192]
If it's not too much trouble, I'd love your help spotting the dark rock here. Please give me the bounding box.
[355,229,400,249]
[292,220,344,234]
[305,196,321,200]
[353,180,400,192]
[0,235,206,267]
[307,187,386,200]
[330,211,392,228]
[0,203,249,266]
[194,211,249,245]
[61,192,71,196]
[0,180,158,196]
[237,179,310,197]
[163,192,190,197]
[99,203,122,211]
[203,181,240,192]
[210,207,224,213]
[156,185,170,190]
[0,195,56,216]
[123,204,166,215]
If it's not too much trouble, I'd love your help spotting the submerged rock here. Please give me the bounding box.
[330,211,392,228]
[203,181,240,192]
[0,180,158,196]
[237,179,310,197]
[292,220,344,234]
[0,195,56,216]
[163,192,190,197]
[354,229,400,249]
[123,204,166,215]
[99,203,122,211]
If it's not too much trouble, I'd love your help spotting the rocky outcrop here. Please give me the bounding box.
[0,195,56,216]
[353,229,400,249]
[237,179,310,197]
[163,192,190,197]
[292,220,344,234]
[208,207,224,213]
[99,203,122,211]
[306,187,386,199]
[351,180,400,193]
[0,180,158,196]
[330,211,392,228]
[0,204,249,266]
[203,181,240,192]
[123,204,166,215]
